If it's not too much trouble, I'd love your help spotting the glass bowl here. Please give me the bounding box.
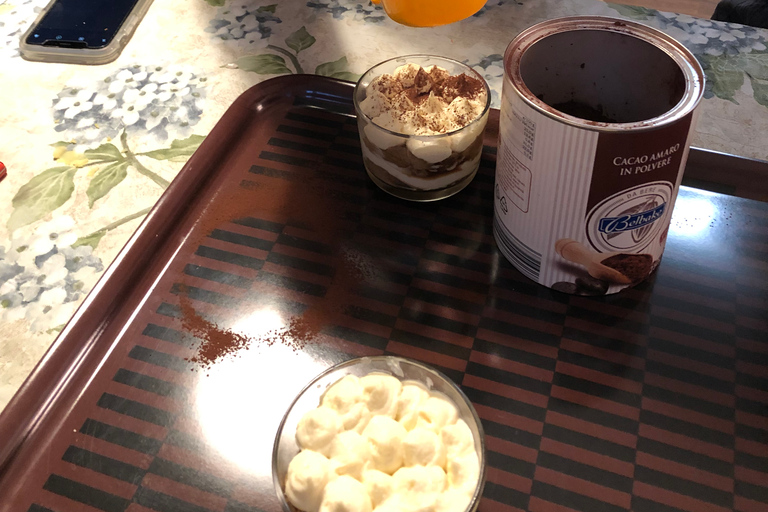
[272,355,487,512]
[353,55,491,202]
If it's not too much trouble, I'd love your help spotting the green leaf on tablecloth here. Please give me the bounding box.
[285,26,316,54]
[700,53,745,103]
[139,135,206,161]
[84,143,125,163]
[257,4,277,13]
[315,57,359,81]
[73,230,106,250]
[699,48,768,105]
[87,161,130,208]
[749,76,768,108]
[203,0,225,6]
[740,49,768,75]
[47,324,66,334]
[235,54,292,74]
[741,49,768,108]
[7,166,76,232]
[605,4,654,19]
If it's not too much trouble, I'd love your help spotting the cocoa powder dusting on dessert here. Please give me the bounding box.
[435,73,484,103]
[371,64,485,128]
[601,253,654,282]
[404,70,483,106]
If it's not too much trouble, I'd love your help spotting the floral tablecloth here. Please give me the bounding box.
[1,0,767,412]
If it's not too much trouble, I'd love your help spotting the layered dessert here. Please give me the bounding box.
[284,372,481,512]
[355,58,489,197]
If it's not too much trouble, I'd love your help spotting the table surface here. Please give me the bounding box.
[1,0,768,501]
[0,74,765,512]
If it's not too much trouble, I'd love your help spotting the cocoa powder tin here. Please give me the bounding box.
[494,16,704,295]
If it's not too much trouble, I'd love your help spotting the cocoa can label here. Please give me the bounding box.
[585,116,691,254]
[493,90,697,295]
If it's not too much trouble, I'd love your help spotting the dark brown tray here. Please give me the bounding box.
[0,75,766,512]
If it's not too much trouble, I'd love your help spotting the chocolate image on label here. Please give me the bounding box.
[553,238,655,295]
[600,253,654,283]
[555,238,632,285]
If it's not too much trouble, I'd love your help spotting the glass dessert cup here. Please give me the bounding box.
[354,55,491,202]
[272,355,487,512]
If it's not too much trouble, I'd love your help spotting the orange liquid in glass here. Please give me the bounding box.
[371,0,487,27]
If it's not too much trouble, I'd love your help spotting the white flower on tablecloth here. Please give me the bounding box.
[93,92,119,112]
[0,216,104,332]
[52,64,207,150]
[107,68,149,94]
[616,9,768,58]
[472,1,516,17]
[634,11,768,101]
[53,89,96,120]
[469,55,504,109]
[0,0,42,59]
[305,0,386,23]
[206,2,281,47]
[25,287,76,332]
[110,105,142,127]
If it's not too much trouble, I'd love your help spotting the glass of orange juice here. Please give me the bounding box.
[371,0,487,27]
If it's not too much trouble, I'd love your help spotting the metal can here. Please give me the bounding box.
[494,16,704,295]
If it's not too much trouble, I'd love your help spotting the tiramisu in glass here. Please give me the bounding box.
[353,55,491,201]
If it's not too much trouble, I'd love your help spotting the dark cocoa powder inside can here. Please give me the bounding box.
[551,101,617,123]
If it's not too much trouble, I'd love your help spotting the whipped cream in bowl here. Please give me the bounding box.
[353,55,491,202]
[273,356,486,512]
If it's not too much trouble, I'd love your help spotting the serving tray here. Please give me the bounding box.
[0,75,766,512]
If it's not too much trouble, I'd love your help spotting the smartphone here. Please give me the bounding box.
[19,0,155,64]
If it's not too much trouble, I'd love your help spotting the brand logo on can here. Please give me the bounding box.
[598,203,666,234]
[586,181,672,253]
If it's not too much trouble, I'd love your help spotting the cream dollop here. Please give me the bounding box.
[363,415,407,474]
[446,453,480,494]
[329,430,371,481]
[322,375,371,432]
[319,475,373,512]
[393,464,447,494]
[417,395,459,432]
[397,382,429,431]
[391,465,448,511]
[361,373,402,418]
[286,450,335,512]
[362,469,395,508]
[435,489,474,512]
[403,427,446,468]
[440,419,474,460]
[296,406,342,456]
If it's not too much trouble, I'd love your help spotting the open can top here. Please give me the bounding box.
[504,16,705,132]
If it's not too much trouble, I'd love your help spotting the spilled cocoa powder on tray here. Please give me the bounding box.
[180,288,312,369]
[178,156,369,371]
[179,290,250,369]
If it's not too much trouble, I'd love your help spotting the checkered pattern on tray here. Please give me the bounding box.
[23,93,768,512]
